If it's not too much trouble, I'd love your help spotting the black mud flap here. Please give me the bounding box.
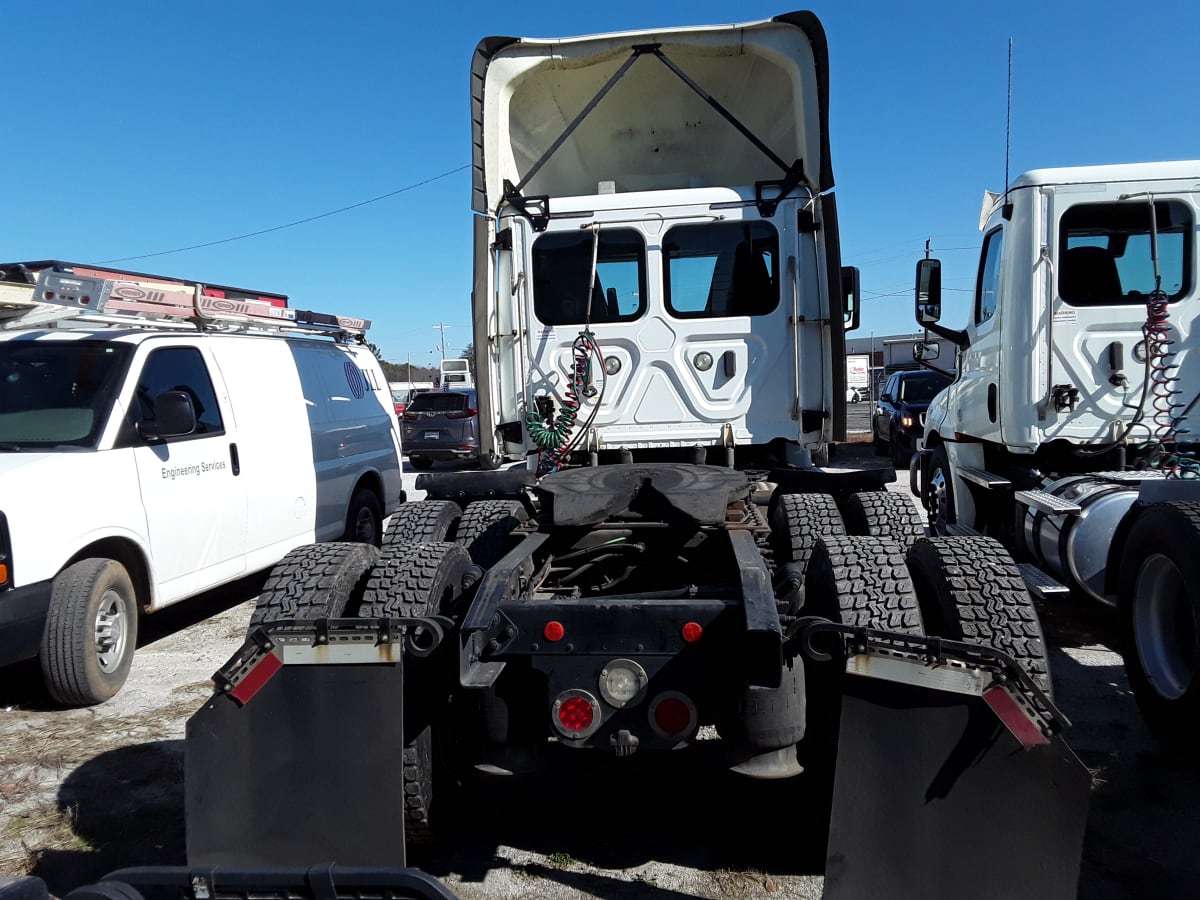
[186,628,409,867]
[824,676,1090,900]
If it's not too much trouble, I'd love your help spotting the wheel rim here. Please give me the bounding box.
[928,466,950,534]
[352,506,378,543]
[94,588,129,673]
[1133,553,1197,701]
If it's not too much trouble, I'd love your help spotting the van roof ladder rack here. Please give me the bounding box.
[0,261,369,340]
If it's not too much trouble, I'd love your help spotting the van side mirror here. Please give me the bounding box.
[915,259,942,324]
[842,265,861,332]
[140,390,198,440]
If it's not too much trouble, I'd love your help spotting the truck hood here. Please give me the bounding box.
[471,11,832,212]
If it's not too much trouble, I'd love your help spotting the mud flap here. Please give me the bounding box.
[823,677,1090,900]
[186,652,408,867]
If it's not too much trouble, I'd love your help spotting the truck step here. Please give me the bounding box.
[957,466,1012,488]
[1017,563,1071,599]
[1015,489,1082,516]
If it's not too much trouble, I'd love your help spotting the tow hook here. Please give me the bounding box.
[611,729,640,757]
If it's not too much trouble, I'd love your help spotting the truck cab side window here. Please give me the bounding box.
[976,227,1003,325]
[135,347,224,436]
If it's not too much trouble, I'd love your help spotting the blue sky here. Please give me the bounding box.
[4,1,1197,364]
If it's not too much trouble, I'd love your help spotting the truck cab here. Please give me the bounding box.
[916,162,1199,529]
[469,13,856,471]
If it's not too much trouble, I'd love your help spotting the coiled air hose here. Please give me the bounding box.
[527,330,603,475]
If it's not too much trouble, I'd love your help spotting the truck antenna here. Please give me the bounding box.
[1003,38,1014,220]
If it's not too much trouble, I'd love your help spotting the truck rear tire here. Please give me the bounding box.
[456,499,529,569]
[1118,501,1200,754]
[360,542,472,847]
[770,492,845,580]
[843,490,925,551]
[906,536,1052,696]
[805,535,923,633]
[343,487,384,546]
[41,558,138,706]
[384,500,462,548]
[248,542,380,632]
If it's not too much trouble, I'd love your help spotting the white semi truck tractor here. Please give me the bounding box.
[910,160,1200,753]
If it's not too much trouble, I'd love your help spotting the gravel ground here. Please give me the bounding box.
[2,445,1198,898]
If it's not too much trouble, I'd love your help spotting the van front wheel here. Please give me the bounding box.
[41,558,138,706]
[344,487,384,546]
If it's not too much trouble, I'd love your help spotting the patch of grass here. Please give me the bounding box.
[544,851,577,869]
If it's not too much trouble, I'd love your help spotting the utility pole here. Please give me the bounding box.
[432,323,451,366]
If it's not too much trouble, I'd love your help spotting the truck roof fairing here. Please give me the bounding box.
[470,11,832,214]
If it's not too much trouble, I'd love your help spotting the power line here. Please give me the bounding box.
[100,164,470,264]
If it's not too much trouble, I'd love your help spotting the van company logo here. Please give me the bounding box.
[344,361,365,399]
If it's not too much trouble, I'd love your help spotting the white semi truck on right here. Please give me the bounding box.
[910,160,1200,752]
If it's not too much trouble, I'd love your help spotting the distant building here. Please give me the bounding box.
[845,332,957,399]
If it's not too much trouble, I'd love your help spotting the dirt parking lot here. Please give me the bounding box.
[2,446,1199,898]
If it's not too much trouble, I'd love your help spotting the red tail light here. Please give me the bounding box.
[552,690,601,740]
[445,407,478,420]
[402,411,418,421]
[649,691,697,740]
[558,696,595,732]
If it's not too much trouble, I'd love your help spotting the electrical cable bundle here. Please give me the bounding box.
[1132,289,1198,478]
[527,330,605,475]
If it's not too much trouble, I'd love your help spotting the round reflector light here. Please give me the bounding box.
[693,351,714,371]
[604,355,622,375]
[681,621,703,643]
[544,621,565,642]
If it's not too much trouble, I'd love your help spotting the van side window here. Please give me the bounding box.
[976,227,1003,325]
[533,228,646,325]
[135,347,224,435]
[664,221,779,318]
[1058,199,1192,306]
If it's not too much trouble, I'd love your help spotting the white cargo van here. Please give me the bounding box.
[0,262,404,704]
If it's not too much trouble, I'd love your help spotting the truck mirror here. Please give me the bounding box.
[915,258,942,324]
[141,390,198,440]
[842,265,861,332]
[913,341,941,361]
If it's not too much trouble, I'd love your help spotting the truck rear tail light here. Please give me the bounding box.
[681,621,703,643]
[599,658,648,707]
[445,408,478,419]
[543,620,565,642]
[552,690,601,740]
[649,691,697,740]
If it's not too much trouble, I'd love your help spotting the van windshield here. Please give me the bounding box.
[0,340,132,448]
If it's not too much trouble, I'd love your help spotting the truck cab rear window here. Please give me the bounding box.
[532,229,646,325]
[1058,200,1192,306]
[664,221,779,318]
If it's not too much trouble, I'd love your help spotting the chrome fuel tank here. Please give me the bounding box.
[1022,475,1139,605]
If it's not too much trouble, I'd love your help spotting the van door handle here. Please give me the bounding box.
[229,442,241,476]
